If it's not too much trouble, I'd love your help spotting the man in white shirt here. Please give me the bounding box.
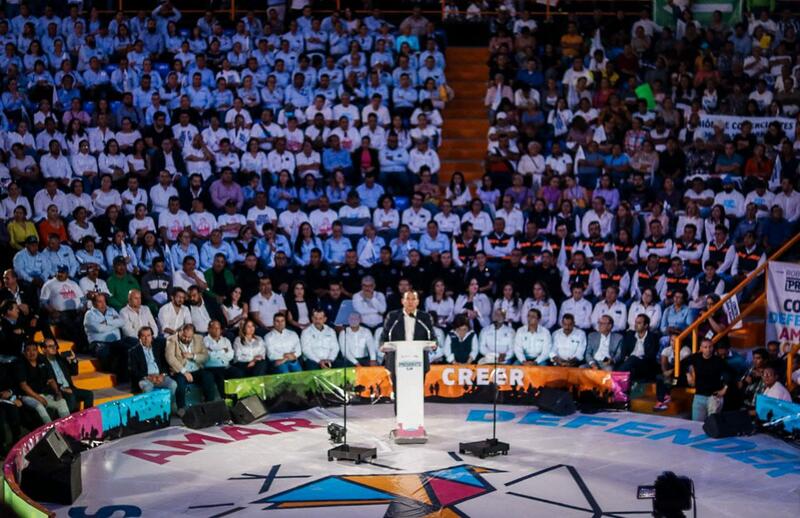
[266,313,302,373]
[300,308,340,369]
[309,196,338,238]
[186,286,212,335]
[590,286,627,332]
[157,288,192,337]
[149,170,180,214]
[79,264,111,305]
[276,198,310,241]
[514,308,551,365]
[478,309,515,364]
[773,177,800,223]
[33,178,69,220]
[339,312,377,366]
[249,277,286,334]
[559,284,593,331]
[39,140,73,185]
[581,197,614,238]
[407,138,440,176]
[352,276,387,328]
[120,289,158,340]
[495,195,525,236]
[157,197,190,244]
[401,193,432,237]
[549,314,587,366]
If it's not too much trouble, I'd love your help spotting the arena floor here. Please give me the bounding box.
[50,404,798,517]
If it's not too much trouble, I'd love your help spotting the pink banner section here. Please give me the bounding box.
[610,372,631,403]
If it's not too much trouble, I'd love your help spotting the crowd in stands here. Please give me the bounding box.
[0,1,798,451]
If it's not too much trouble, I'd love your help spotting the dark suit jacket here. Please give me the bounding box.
[129,343,169,392]
[151,149,187,177]
[50,354,79,389]
[620,329,660,363]
[380,309,436,377]
[381,309,436,343]
[179,186,212,213]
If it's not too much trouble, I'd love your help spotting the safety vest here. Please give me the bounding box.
[454,236,479,264]
[736,246,763,273]
[599,267,626,292]
[581,237,607,259]
[706,241,730,268]
[665,272,690,297]
[549,236,575,262]
[636,267,663,292]
[674,239,703,271]
[644,237,670,265]
[613,241,635,262]
[697,275,722,298]
[518,236,547,262]
[485,232,513,260]
[568,266,592,288]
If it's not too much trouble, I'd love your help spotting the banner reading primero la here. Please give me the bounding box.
[766,260,800,343]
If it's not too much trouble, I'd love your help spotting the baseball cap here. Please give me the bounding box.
[24,236,38,245]
[56,265,69,273]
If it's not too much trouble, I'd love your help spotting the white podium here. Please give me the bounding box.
[381,340,435,444]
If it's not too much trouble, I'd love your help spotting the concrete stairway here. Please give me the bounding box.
[630,383,693,418]
[440,47,490,184]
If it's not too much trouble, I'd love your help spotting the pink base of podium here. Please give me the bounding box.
[391,425,428,444]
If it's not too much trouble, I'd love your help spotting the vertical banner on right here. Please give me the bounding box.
[766,261,800,343]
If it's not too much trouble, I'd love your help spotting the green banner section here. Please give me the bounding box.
[653,0,742,27]
[3,479,48,518]
[224,368,358,412]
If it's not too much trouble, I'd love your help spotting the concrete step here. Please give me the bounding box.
[444,107,488,118]
[448,81,489,94]
[73,371,117,391]
[448,69,489,81]
[440,161,485,183]
[94,386,134,406]
[447,48,489,61]
[729,321,765,349]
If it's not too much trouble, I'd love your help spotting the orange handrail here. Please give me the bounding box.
[674,231,800,378]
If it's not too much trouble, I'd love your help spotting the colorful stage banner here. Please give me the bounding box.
[766,260,800,343]
[225,365,630,412]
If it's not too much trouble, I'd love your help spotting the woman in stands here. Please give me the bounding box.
[136,231,168,274]
[554,199,580,236]
[444,171,472,213]
[37,204,67,246]
[373,194,399,239]
[285,281,314,333]
[494,282,523,327]
[522,282,558,330]
[128,203,156,245]
[6,206,37,250]
[232,318,268,377]
[454,278,492,332]
[269,169,297,212]
[426,279,455,329]
[98,140,128,182]
[92,175,122,217]
[222,286,248,338]
[476,174,501,209]
[461,198,493,237]
[628,287,662,331]
[608,228,638,271]
[292,222,322,267]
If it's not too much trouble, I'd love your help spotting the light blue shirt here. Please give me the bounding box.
[323,236,351,265]
[83,306,124,343]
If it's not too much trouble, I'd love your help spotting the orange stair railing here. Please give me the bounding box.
[673,232,800,381]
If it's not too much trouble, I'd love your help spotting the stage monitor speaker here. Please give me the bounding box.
[536,388,576,416]
[231,395,267,425]
[703,410,754,438]
[21,453,82,505]
[182,400,230,429]
[25,428,73,465]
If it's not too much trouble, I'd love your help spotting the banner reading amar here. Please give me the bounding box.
[766,260,800,343]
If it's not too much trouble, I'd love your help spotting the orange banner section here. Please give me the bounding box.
[354,365,629,404]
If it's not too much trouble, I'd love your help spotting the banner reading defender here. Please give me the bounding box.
[766,260,800,343]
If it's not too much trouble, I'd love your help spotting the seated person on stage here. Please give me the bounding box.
[266,313,303,373]
[17,342,70,424]
[42,338,94,412]
[83,292,129,380]
[583,315,623,371]
[443,314,478,364]
[618,313,660,381]
[204,320,236,398]
[550,313,587,367]
[477,309,515,364]
[130,326,178,412]
[514,308,552,365]
[232,318,269,377]
[301,308,340,369]
[165,323,220,415]
[758,365,792,402]
[339,312,378,367]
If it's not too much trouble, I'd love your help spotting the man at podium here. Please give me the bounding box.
[380,290,436,374]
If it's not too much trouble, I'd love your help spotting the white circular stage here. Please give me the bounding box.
[51,404,797,517]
